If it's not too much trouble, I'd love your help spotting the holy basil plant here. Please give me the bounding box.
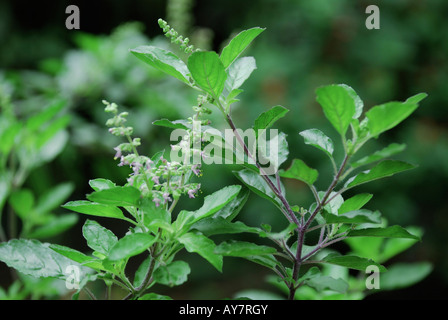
[0,19,430,300]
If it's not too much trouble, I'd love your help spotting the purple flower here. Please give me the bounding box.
[163,192,172,202]
[188,189,196,199]
[152,176,160,185]
[118,156,129,167]
[113,147,122,159]
[131,161,142,175]
[153,197,161,207]
[191,164,201,176]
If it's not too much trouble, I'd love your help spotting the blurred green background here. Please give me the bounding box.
[0,0,447,299]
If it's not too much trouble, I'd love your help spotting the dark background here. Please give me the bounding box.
[1,0,447,299]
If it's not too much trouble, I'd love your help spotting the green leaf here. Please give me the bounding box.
[86,186,141,207]
[323,210,381,225]
[233,169,285,210]
[62,200,126,220]
[345,160,416,189]
[322,253,387,272]
[50,244,105,271]
[375,262,432,291]
[279,159,318,186]
[27,214,79,239]
[88,179,116,192]
[9,189,34,220]
[257,131,289,173]
[220,27,265,69]
[379,226,422,262]
[187,51,227,98]
[0,239,89,280]
[25,100,66,131]
[211,188,250,221]
[153,260,191,287]
[140,198,171,229]
[348,225,421,240]
[178,232,223,272]
[351,143,407,168]
[253,106,289,133]
[225,56,257,92]
[82,220,118,256]
[152,119,189,130]
[315,84,357,136]
[191,217,259,237]
[190,185,242,224]
[299,128,334,159]
[366,93,427,138]
[306,275,349,294]
[339,84,364,119]
[130,46,190,85]
[139,293,172,300]
[34,182,74,215]
[338,193,373,214]
[107,233,156,262]
[214,240,277,257]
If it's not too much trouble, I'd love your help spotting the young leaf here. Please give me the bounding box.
[253,105,289,133]
[233,169,285,210]
[279,159,318,186]
[62,200,126,220]
[345,160,416,189]
[153,260,191,287]
[323,209,382,225]
[34,182,74,215]
[130,46,190,85]
[88,179,116,191]
[152,119,189,130]
[178,232,223,272]
[190,185,242,223]
[339,84,364,119]
[299,128,334,159]
[338,193,373,214]
[351,143,407,168]
[0,239,89,280]
[86,186,141,207]
[187,51,227,98]
[366,93,427,138]
[214,240,277,257]
[82,219,118,256]
[315,84,357,136]
[27,213,79,239]
[220,27,265,69]
[347,225,421,240]
[191,217,259,237]
[225,56,257,92]
[322,253,387,272]
[107,233,156,261]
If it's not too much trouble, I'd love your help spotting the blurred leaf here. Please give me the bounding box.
[220,27,265,69]
[306,275,349,294]
[345,160,416,189]
[188,51,227,98]
[178,232,223,272]
[9,189,34,220]
[130,46,190,85]
[27,213,78,239]
[34,182,74,216]
[375,262,432,291]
